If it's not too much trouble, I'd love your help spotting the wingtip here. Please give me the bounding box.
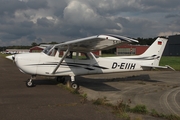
[107,34,138,43]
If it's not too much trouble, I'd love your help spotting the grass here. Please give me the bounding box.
[100,54,116,57]
[0,53,8,57]
[92,97,180,120]
[150,109,180,120]
[160,56,180,71]
[130,105,148,114]
[92,97,109,105]
[114,102,180,120]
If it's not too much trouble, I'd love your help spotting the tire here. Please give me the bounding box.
[26,79,34,87]
[71,82,79,90]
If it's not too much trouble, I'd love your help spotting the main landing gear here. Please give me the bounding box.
[26,76,36,87]
[71,82,79,90]
[69,76,79,90]
[56,76,79,90]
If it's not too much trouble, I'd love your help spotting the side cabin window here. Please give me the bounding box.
[77,52,90,60]
[66,51,75,59]
[60,51,90,60]
[65,51,90,60]
[43,46,93,60]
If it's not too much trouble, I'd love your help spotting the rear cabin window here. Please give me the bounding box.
[61,51,90,60]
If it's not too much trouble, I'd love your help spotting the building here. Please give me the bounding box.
[5,49,29,54]
[116,44,149,56]
[29,46,44,52]
[163,35,180,56]
[29,44,50,53]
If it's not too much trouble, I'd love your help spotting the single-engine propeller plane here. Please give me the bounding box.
[7,34,170,90]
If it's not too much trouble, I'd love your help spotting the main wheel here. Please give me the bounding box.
[71,82,79,90]
[26,79,34,87]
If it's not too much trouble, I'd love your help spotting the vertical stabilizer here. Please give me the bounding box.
[140,37,168,66]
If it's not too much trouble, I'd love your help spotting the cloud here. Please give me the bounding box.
[0,0,48,16]
[158,31,180,37]
[62,1,123,37]
[37,17,54,27]
[63,1,109,28]
[165,14,180,18]
[64,1,98,26]
[0,0,180,46]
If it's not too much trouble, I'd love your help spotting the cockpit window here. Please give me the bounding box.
[66,51,73,59]
[43,45,54,55]
[43,45,58,56]
[79,52,90,60]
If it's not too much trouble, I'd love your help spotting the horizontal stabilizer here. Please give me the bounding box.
[141,65,175,71]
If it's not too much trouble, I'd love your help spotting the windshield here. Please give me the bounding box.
[43,45,54,55]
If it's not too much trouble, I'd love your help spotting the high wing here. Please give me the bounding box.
[53,34,138,52]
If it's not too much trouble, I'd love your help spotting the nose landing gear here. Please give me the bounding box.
[26,76,36,87]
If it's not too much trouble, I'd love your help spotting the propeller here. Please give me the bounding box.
[6,54,15,63]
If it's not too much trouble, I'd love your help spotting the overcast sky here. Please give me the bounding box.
[0,0,180,46]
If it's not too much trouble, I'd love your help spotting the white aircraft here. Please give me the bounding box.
[7,34,170,90]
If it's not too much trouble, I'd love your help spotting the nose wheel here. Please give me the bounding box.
[26,76,36,87]
[26,79,34,87]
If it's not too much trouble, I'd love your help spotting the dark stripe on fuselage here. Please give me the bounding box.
[26,62,108,70]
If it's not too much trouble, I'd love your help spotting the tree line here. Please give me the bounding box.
[0,42,58,51]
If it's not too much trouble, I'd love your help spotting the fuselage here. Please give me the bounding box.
[13,37,168,78]
[6,36,168,88]
[14,52,146,77]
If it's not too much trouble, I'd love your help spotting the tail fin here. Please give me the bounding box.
[140,37,168,66]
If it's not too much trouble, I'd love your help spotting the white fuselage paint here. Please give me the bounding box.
[13,37,168,78]
[14,52,144,77]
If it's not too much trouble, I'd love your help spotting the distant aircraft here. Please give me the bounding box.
[7,34,170,90]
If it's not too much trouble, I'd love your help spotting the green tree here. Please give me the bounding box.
[31,42,38,47]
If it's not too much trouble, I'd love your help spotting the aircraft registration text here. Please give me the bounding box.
[112,62,136,70]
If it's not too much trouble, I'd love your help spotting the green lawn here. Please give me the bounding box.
[160,56,180,71]
[0,53,8,57]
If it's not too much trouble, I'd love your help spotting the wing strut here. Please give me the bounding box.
[51,46,70,74]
